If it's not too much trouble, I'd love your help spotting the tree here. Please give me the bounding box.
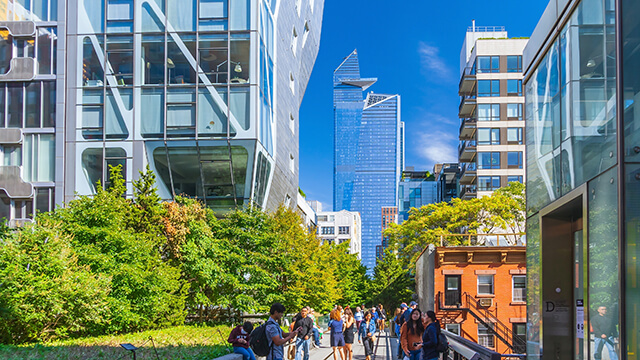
[368,249,413,310]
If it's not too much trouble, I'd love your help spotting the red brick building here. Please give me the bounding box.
[416,245,527,355]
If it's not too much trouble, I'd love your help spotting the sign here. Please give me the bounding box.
[576,299,584,339]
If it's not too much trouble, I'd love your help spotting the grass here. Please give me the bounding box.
[0,325,235,360]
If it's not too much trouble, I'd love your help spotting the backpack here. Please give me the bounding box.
[395,311,405,326]
[436,330,449,353]
[250,322,274,357]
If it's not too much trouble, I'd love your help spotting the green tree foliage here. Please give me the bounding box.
[385,182,526,266]
[0,166,371,344]
[368,249,413,310]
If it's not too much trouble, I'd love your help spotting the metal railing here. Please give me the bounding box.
[443,329,501,360]
[467,25,506,32]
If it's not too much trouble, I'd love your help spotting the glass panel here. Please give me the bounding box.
[253,151,272,207]
[141,0,165,32]
[82,36,104,87]
[35,188,50,214]
[82,148,102,192]
[106,35,133,85]
[37,134,54,182]
[31,0,48,21]
[229,0,250,30]
[166,147,200,196]
[104,148,126,189]
[23,134,32,181]
[42,81,55,127]
[230,86,249,130]
[107,0,133,33]
[167,0,196,31]
[199,0,226,19]
[7,83,22,128]
[230,34,250,84]
[0,191,9,222]
[105,88,130,139]
[3,145,21,166]
[82,89,104,139]
[588,167,619,360]
[25,82,40,128]
[199,33,228,84]
[167,34,197,85]
[142,35,165,85]
[141,87,164,137]
[84,0,105,33]
[197,86,227,136]
[37,28,53,74]
[0,30,10,74]
[166,87,195,136]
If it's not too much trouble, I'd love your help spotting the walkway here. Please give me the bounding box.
[308,329,396,360]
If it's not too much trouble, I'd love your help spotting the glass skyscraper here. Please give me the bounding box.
[0,0,324,223]
[333,50,403,270]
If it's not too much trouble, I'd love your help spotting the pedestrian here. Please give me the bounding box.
[592,305,618,360]
[392,308,402,338]
[358,311,377,360]
[308,307,322,348]
[370,307,379,331]
[343,308,356,360]
[400,309,425,360]
[354,306,364,331]
[403,302,418,323]
[266,303,302,360]
[420,310,441,360]
[376,304,387,332]
[291,307,314,360]
[228,321,256,360]
[396,304,408,359]
[328,309,346,360]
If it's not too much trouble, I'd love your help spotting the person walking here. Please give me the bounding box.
[354,306,364,331]
[291,307,314,360]
[328,309,346,360]
[343,308,356,360]
[592,305,618,360]
[358,311,377,360]
[392,308,402,338]
[419,311,441,360]
[228,321,256,360]
[400,309,425,360]
[396,304,408,359]
[403,302,418,323]
[376,304,387,332]
[307,308,322,348]
[266,303,301,360]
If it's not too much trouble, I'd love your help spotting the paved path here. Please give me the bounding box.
[307,330,396,360]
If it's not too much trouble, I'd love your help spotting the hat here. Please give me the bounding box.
[400,304,408,309]
[409,301,418,307]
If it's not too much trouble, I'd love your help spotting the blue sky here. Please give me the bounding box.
[298,0,548,211]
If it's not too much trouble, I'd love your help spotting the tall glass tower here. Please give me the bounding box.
[333,50,403,270]
[0,0,325,224]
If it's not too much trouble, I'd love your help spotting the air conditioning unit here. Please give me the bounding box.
[478,298,493,307]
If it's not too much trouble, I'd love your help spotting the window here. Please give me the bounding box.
[291,27,298,55]
[512,275,526,302]
[478,152,500,169]
[445,323,460,335]
[507,56,522,73]
[477,275,494,295]
[478,324,495,348]
[302,21,310,47]
[507,152,523,169]
[1,145,21,166]
[338,226,350,235]
[23,134,55,182]
[289,153,294,173]
[478,177,500,191]
[289,112,295,133]
[507,103,523,120]
[199,0,228,30]
[107,0,134,33]
[477,80,500,97]
[507,176,523,184]
[317,215,328,222]
[477,104,500,121]
[507,79,522,96]
[507,128,523,144]
[321,226,334,235]
[476,56,500,73]
[477,128,500,145]
[289,72,295,93]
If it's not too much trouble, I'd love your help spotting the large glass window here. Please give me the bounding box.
[81,89,104,139]
[23,134,54,182]
[107,0,133,33]
[478,80,500,97]
[167,0,196,31]
[7,83,22,128]
[25,82,40,128]
[478,176,500,191]
[507,128,523,144]
[477,152,500,169]
[477,104,500,121]
[477,128,500,145]
[476,56,500,73]
[199,0,227,30]
[507,56,522,73]
[199,33,228,84]
[82,36,104,86]
[507,103,523,120]
[82,147,126,192]
[0,30,11,74]
[507,79,523,96]
[140,87,164,136]
[507,152,523,169]
[142,35,165,85]
[230,34,250,83]
[167,34,197,85]
[37,27,56,75]
[166,88,196,136]
[106,35,133,85]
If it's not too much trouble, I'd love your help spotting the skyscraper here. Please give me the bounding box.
[333,50,403,270]
[0,0,325,224]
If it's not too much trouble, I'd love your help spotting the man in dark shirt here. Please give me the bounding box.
[292,307,314,360]
[592,305,618,360]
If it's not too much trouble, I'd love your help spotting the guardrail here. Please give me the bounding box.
[443,329,501,360]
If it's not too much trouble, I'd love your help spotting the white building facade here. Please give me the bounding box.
[317,210,361,259]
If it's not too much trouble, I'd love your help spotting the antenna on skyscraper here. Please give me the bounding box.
[472,19,476,33]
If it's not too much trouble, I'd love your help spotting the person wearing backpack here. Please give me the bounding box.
[229,321,256,360]
[419,311,442,360]
[400,309,425,360]
[254,303,301,360]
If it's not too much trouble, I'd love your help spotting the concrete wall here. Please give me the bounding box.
[415,244,436,312]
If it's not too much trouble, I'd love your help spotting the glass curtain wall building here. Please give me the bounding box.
[0,0,324,222]
[523,0,640,358]
[333,50,403,270]
[398,169,438,222]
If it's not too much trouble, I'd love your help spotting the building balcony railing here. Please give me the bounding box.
[458,140,477,162]
[460,162,477,185]
[460,185,477,199]
[458,66,476,96]
[459,94,477,118]
[459,116,477,140]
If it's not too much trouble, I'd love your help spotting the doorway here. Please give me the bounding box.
[445,275,461,306]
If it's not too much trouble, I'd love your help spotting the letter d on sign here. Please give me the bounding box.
[545,301,555,312]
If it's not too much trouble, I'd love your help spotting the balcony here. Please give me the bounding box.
[458,66,476,96]
[460,162,477,185]
[459,117,476,140]
[458,94,477,118]
[460,185,477,199]
[458,140,477,162]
